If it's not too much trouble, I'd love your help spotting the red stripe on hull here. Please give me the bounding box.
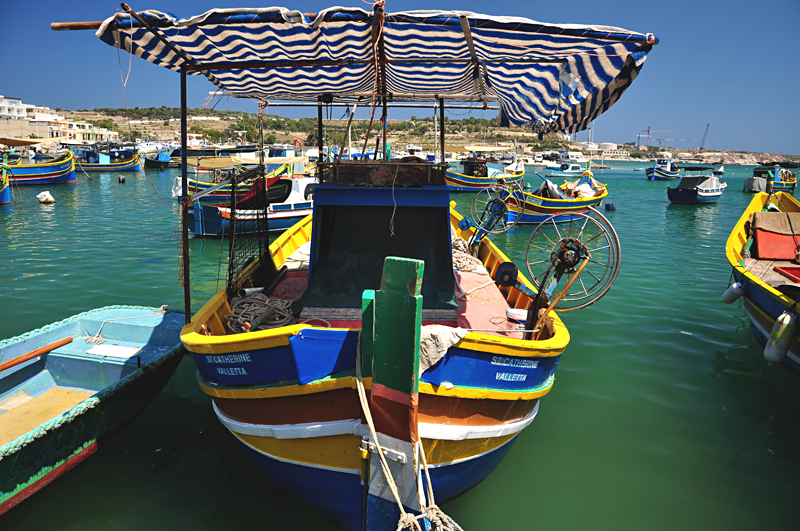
[0,441,98,516]
[214,388,539,428]
[214,388,363,425]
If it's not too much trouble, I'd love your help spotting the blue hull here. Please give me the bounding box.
[0,182,9,205]
[10,154,76,185]
[733,269,800,376]
[238,431,519,531]
[187,202,311,237]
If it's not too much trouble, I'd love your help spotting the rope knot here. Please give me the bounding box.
[396,513,423,531]
[424,504,465,531]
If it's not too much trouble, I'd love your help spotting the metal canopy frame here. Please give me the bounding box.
[50,2,657,323]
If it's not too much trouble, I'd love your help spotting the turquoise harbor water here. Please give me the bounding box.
[1,162,799,530]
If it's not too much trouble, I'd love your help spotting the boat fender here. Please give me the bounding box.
[722,282,745,304]
[605,202,616,210]
[118,175,126,183]
[764,311,796,364]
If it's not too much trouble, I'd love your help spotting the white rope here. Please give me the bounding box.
[463,279,495,296]
[86,306,170,345]
[419,444,464,531]
[355,332,464,531]
[225,293,293,333]
[355,332,424,531]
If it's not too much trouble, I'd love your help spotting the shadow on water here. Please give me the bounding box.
[712,320,800,463]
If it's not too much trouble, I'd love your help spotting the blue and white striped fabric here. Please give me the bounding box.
[96,6,658,133]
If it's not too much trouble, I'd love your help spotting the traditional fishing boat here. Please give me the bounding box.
[724,192,800,375]
[74,149,141,172]
[505,172,608,224]
[188,176,316,236]
[646,158,680,180]
[66,4,655,529]
[0,306,184,515]
[743,163,798,193]
[0,156,11,205]
[7,152,76,185]
[667,165,726,204]
[445,158,524,191]
[181,158,299,203]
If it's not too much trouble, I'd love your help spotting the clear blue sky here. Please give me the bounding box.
[2,0,798,154]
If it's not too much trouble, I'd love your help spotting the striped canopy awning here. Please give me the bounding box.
[95,6,658,133]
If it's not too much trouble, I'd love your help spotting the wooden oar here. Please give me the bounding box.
[0,337,73,372]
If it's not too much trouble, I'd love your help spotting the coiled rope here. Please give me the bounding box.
[224,294,293,333]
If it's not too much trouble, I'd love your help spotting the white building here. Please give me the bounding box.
[0,95,26,120]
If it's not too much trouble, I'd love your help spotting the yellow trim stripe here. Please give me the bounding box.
[198,374,371,399]
[234,432,363,472]
[231,429,517,469]
[422,433,516,465]
[199,374,553,401]
[419,375,554,400]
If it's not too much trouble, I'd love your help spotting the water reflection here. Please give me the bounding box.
[712,320,800,463]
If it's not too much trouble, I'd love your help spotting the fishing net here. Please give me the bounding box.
[226,166,278,299]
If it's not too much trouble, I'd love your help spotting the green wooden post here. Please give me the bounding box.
[361,290,375,380]
[362,256,426,528]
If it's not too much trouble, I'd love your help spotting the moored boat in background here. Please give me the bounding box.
[74,149,140,172]
[7,151,76,185]
[546,162,585,177]
[142,152,172,170]
[667,165,726,204]
[506,172,608,223]
[188,175,316,236]
[445,157,524,191]
[0,155,11,205]
[646,158,680,180]
[743,163,798,193]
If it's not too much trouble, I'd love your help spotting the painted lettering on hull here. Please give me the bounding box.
[206,353,252,365]
[491,355,538,369]
[495,372,527,382]
[216,367,248,376]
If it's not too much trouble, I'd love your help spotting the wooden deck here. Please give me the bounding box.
[269,245,521,337]
[745,257,800,288]
[0,388,93,447]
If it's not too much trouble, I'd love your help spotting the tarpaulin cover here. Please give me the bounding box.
[95,6,657,133]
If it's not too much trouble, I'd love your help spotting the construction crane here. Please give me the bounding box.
[636,127,670,150]
[699,124,709,151]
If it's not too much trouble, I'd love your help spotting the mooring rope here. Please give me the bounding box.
[85,305,170,345]
[355,331,464,531]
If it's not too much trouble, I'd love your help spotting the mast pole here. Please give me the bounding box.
[439,97,446,166]
[317,96,324,162]
[180,64,190,324]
